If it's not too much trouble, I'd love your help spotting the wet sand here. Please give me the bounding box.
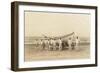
[25,45,90,62]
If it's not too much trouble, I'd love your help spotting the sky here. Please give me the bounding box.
[25,11,90,37]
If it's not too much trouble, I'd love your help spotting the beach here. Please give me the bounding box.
[25,44,90,61]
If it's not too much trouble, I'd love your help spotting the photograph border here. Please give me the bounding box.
[11,1,98,71]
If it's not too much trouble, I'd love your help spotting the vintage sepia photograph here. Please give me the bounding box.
[24,11,90,61]
[11,2,97,71]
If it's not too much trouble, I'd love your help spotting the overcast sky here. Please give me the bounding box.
[25,11,90,37]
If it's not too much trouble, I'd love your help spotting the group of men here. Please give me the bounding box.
[35,38,62,51]
[34,36,80,51]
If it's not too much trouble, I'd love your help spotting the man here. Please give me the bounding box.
[68,37,72,50]
[44,39,49,50]
[40,39,43,50]
[71,35,76,50]
[41,39,46,50]
[49,39,56,50]
[56,38,62,51]
[75,36,80,50]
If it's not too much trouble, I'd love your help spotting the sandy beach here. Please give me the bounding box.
[24,44,90,62]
